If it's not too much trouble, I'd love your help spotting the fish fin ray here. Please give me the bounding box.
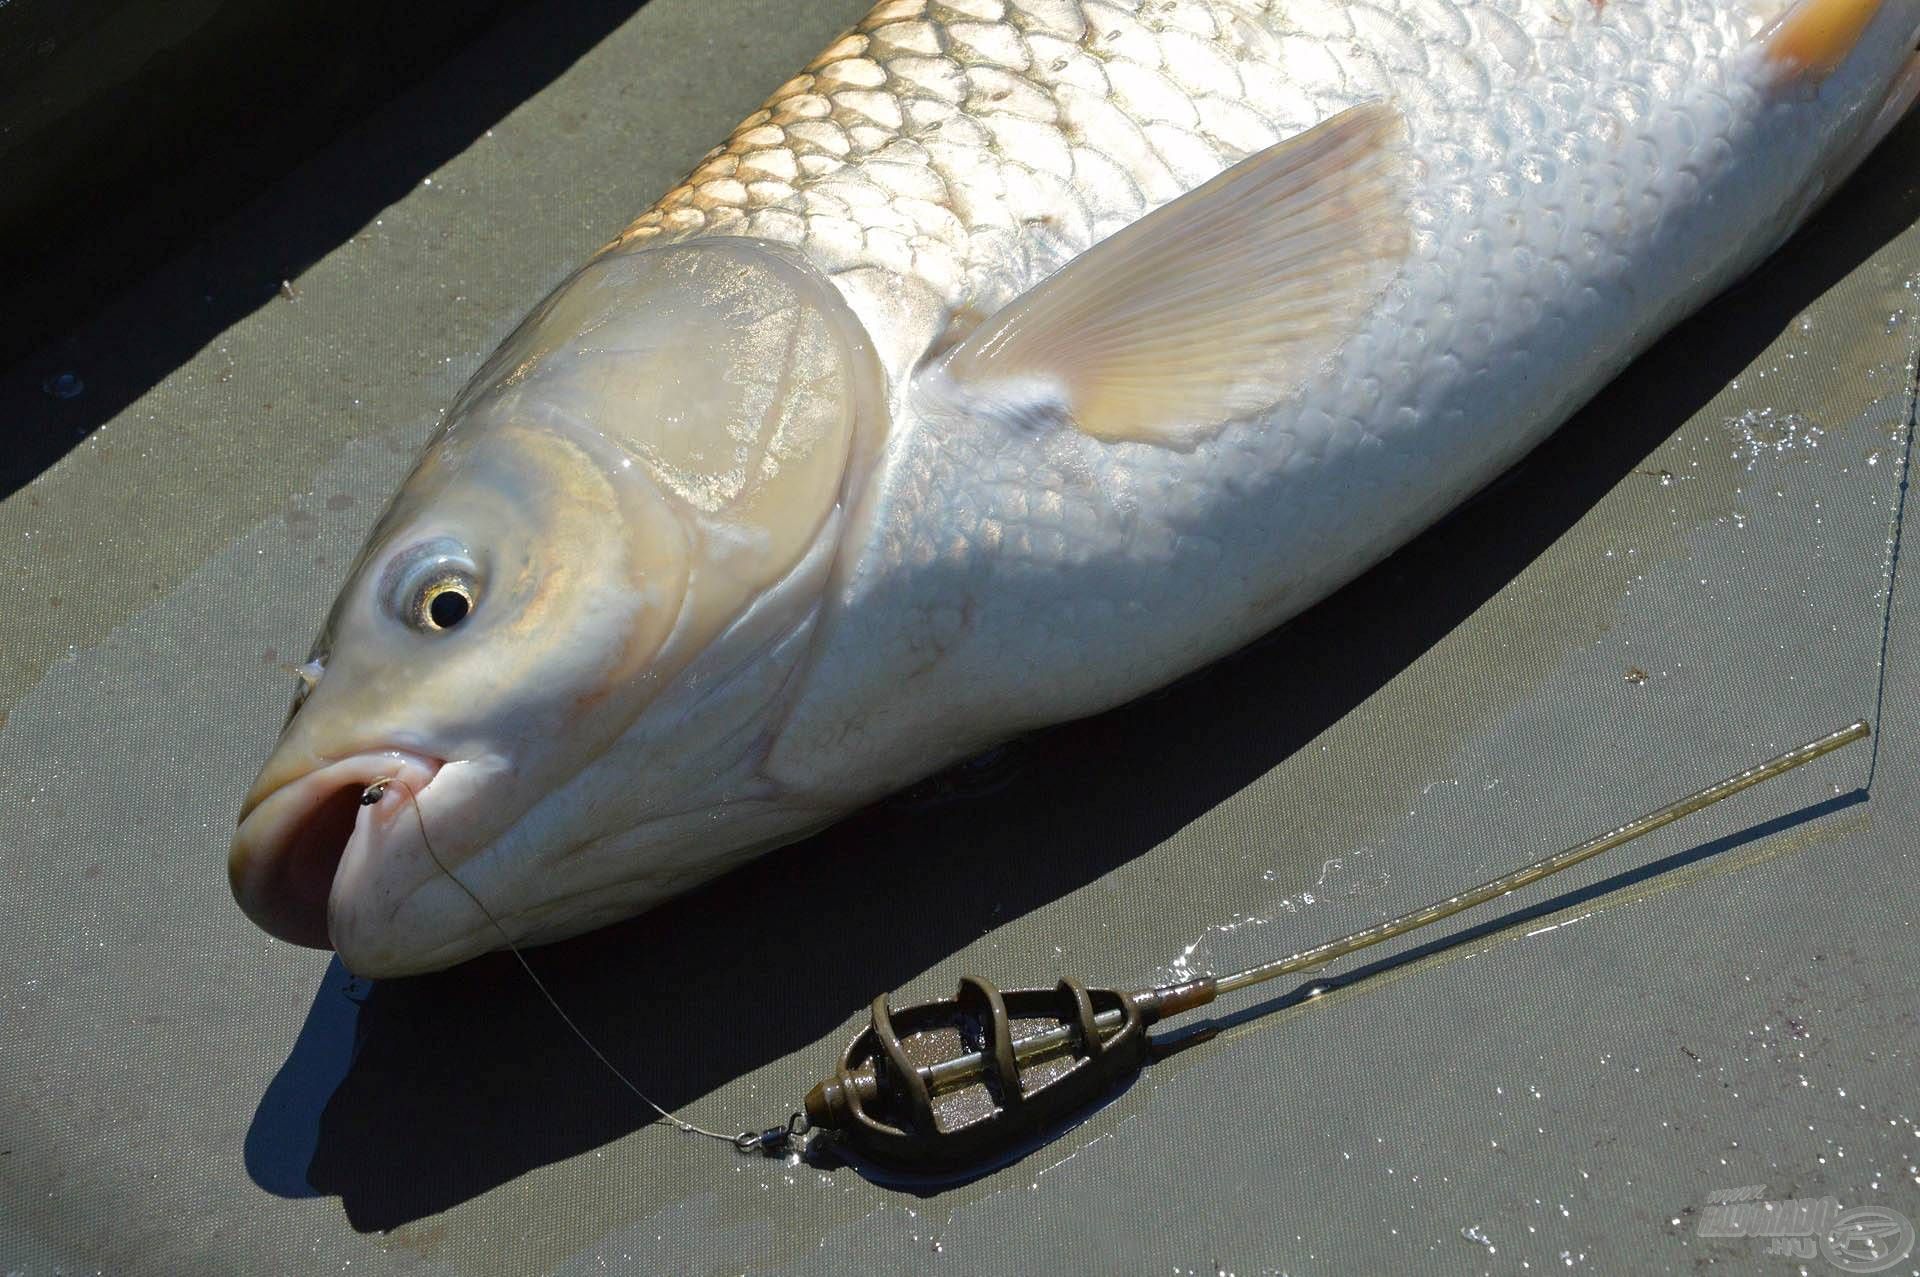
[931,101,1410,449]
[1762,0,1885,84]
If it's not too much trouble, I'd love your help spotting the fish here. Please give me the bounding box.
[230,0,1920,976]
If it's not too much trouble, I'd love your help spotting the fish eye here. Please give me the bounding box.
[383,539,480,634]
[414,575,475,631]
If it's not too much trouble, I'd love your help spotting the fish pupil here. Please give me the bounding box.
[428,589,470,629]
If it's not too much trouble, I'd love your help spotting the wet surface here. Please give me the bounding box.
[4,3,1920,1274]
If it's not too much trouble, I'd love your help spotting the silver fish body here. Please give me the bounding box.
[231,0,1920,974]
[624,0,1913,819]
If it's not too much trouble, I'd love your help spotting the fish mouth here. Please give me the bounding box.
[230,750,442,950]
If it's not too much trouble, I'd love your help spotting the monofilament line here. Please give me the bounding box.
[854,720,1875,1106]
[1865,327,1918,791]
[1211,719,1871,997]
[365,777,759,1151]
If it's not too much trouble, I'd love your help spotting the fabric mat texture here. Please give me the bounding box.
[4,2,1919,1273]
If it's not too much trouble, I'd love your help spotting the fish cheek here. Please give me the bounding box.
[477,428,692,749]
[402,241,880,780]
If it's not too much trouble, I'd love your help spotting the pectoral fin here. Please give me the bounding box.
[929,101,1410,448]
[1764,0,1884,83]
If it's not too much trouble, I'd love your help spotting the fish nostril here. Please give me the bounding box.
[280,657,326,731]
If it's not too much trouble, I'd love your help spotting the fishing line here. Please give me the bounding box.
[361,776,797,1154]
[349,381,1914,1169]
[1864,331,1919,790]
[793,721,1871,1172]
[359,712,1867,1175]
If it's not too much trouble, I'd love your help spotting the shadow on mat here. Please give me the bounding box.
[243,116,1920,1231]
[799,786,1869,1198]
[1155,787,1872,1051]
[0,0,653,501]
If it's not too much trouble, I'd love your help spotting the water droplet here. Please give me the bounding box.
[42,371,84,399]
[1723,408,1824,471]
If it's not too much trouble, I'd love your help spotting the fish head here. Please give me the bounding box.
[231,238,884,975]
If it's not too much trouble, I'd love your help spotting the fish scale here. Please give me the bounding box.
[616,0,1762,325]
[679,0,1854,793]
[230,0,1920,973]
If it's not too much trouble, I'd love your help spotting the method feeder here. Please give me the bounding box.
[793,721,1870,1172]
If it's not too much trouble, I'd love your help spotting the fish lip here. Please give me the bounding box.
[229,750,443,950]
